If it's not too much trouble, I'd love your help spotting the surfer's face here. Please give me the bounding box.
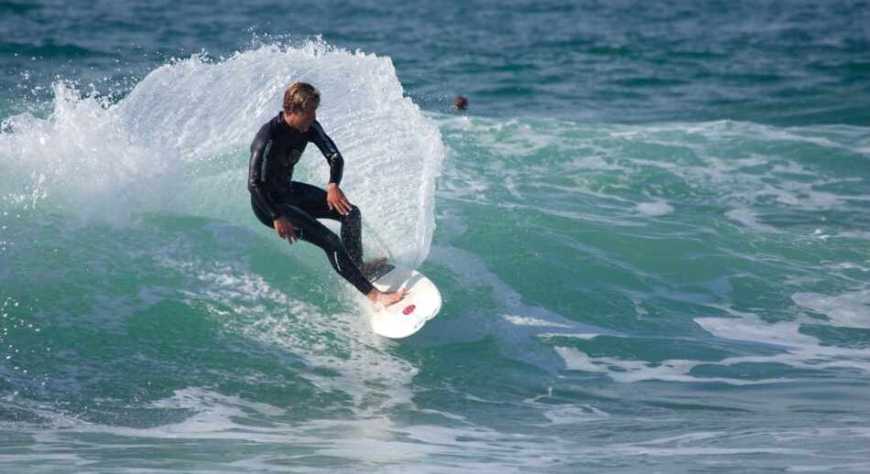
[284,107,317,133]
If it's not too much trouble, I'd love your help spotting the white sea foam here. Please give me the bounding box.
[694,315,819,348]
[726,208,778,232]
[521,396,611,426]
[553,306,870,385]
[636,200,674,217]
[695,314,870,373]
[792,290,870,329]
[502,314,573,328]
[554,347,610,374]
[555,346,787,385]
[537,332,599,340]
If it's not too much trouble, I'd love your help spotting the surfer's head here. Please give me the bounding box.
[453,95,468,111]
[283,82,320,132]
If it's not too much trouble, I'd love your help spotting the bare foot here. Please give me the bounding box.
[367,288,407,307]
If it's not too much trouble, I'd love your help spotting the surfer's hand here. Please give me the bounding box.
[274,217,298,243]
[326,183,352,216]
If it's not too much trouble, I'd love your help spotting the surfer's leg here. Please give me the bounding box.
[279,203,374,295]
[339,206,363,265]
[288,182,364,266]
[252,195,379,296]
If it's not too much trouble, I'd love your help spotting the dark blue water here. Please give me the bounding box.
[3,0,869,124]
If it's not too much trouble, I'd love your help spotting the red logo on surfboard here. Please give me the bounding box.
[403,304,416,315]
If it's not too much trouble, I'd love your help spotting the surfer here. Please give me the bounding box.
[453,95,468,111]
[248,82,406,306]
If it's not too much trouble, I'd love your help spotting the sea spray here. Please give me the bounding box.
[1,40,445,267]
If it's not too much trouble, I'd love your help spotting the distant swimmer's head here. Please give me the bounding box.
[283,82,320,132]
[453,95,468,112]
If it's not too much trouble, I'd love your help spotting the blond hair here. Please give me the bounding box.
[283,82,321,114]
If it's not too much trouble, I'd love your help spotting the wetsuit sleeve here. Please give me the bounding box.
[308,120,344,185]
[248,126,281,220]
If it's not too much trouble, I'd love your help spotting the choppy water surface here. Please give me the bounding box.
[2,1,869,472]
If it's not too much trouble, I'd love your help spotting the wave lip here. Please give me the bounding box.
[0,39,445,267]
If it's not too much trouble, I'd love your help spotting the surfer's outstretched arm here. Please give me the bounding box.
[307,120,353,215]
[308,120,344,184]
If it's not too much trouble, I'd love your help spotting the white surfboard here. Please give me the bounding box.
[368,265,442,339]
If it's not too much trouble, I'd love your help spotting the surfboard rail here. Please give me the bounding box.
[368,265,441,338]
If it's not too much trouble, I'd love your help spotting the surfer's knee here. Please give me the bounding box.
[345,205,360,221]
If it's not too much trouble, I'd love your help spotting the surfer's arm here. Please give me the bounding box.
[248,134,282,219]
[308,120,344,185]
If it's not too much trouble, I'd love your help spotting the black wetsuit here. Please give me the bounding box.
[248,112,373,295]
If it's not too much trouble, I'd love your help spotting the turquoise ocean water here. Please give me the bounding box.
[2,1,870,472]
